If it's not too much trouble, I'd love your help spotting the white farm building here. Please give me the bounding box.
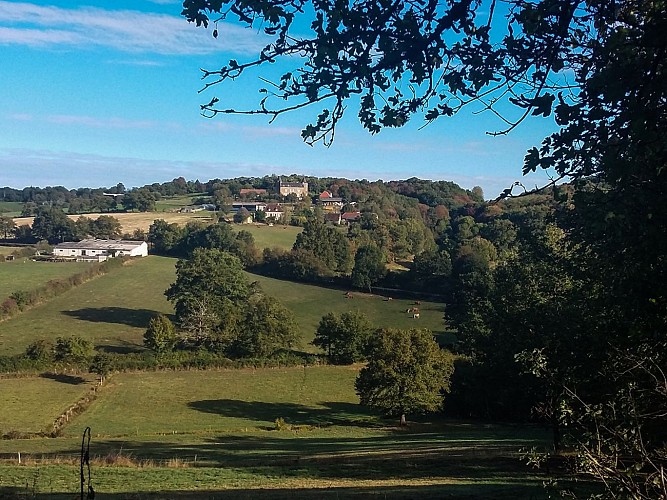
[53,239,148,261]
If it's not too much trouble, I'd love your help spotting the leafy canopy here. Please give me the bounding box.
[355,328,454,420]
[183,0,607,154]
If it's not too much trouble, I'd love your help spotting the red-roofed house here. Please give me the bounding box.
[317,190,344,211]
[341,211,362,223]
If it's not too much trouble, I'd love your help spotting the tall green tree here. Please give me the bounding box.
[313,311,374,364]
[166,248,249,321]
[148,219,183,255]
[293,217,352,274]
[31,207,75,243]
[144,314,178,353]
[165,248,297,357]
[0,216,16,239]
[356,328,454,426]
[234,293,299,357]
[351,244,386,292]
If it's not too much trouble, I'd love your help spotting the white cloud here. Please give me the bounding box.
[198,121,300,138]
[46,115,161,130]
[0,1,268,55]
[0,148,276,189]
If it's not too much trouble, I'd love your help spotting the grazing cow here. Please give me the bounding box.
[413,313,420,319]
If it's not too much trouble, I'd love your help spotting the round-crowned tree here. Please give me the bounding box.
[355,328,454,426]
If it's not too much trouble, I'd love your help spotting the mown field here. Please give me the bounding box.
[13,211,214,234]
[153,194,206,212]
[234,223,302,250]
[0,368,553,498]
[0,258,93,299]
[0,256,175,355]
[0,246,23,255]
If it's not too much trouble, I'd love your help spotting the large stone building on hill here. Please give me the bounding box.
[277,179,308,199]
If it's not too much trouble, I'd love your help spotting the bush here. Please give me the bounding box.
[25,340,54,362]
[54,336,93,365]
[10,290,35,311]
[0,297,19,318]
[144,314,178,353]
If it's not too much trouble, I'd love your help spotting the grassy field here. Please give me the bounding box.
[0,368,553,498]
[0,255,448,355]
[235,223,302,250]
[0,374,98,435]
[65,366,364,437]
[0,256,175,355]
[13,211,214,234]
[0,246,23,255]
[0,201,23,217]
[252,273,450,347]
[0,259,93,299]
[154,194,207,212]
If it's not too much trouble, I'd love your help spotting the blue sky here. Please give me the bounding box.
[0,0,559,197]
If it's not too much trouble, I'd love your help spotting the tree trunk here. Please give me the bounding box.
[400,414,406,426]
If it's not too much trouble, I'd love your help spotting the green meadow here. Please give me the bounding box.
[0,259,94,299]
[234,223,303,251]
[0,256,175,355]
[0,253,448,355]
[0,368,552,498]
[154,194,206,212]
[0,373,97,434]
[252,273,449,347]
[0,201,23,217]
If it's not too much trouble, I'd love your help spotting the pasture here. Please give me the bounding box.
[0,256,175,356]
[0,255,448,355]
[0,259,93,299]
[235,223,302,250]
[0,368,552,498]
[0,373,97,435]
[252,273,450,347]
[154,194,207,212]
[0,245,22,255]
[0,201,23,217]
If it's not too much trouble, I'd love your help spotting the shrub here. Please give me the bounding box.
[10,290,34,311]
[25,340,54,362]
[144,314,178,353]
[54,336,93,365]
[0,297,19,318]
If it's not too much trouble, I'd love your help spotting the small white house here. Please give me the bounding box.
[53,239,148,261]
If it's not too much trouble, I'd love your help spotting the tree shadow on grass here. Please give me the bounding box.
[0,482,556,500]
[187,399,384,429]
[39,372,87,385]
[96,339,145,354]
[62,307,167,329]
